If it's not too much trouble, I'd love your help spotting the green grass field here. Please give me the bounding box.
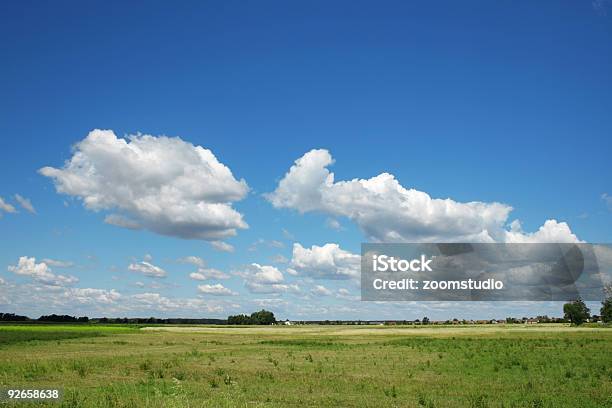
[0,324,610,407]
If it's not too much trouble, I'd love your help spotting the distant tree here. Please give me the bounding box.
[38,314,78,322]
[228,314,252,325]
[601,296,612,323]
[422,316,430,325]
[0,313,29,321]
[250,310,276,325]
[563,298,590,326]
[227,310,276,325]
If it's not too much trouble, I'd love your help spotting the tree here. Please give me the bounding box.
[563,298,590,325]
[227,314,251,325]
[227,310,276,325]
[0,313,29,321]
[601,284,612,323]
[422,316,430,325]
[38,314,78,322]
[250,309,276,325]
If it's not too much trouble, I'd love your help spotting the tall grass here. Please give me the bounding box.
[0,324,609,407]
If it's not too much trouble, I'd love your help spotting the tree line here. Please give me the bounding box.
[0,313,89,322]
[227,309,276,325]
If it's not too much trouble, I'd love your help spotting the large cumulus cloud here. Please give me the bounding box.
[267,149,580,243]
[40,130,249,241]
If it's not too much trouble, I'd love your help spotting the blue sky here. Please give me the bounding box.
[1,1,611,320]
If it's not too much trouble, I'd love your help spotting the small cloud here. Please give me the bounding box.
[311,285,332,296]
[41,258,74,268]
[210,241,235,253]
[336,288,357,300]
[0,197,17,214]
[128,261,167,278]
[237,263,284,284]
[286,267,298,276]
[235,263,300,294]
[270,254,288,264]
[143,254,153,262]
[197,283,237,296]
[325,218,342,231]
[104,214,141,230]
[178,256,205,267]
[189,268,230,281]
[14,194,36,214]
[249,239,285,252]
[270,240,284,248]
[246,282,300,294]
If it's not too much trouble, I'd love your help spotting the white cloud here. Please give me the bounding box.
[291,243,360,280]
[128,293,226,314]
[267,149,580,243]
[14,194,36,214]
[41,258,74,268]
[504,219,581,243]
[325,218,342,231]
[128,261,167,278]
[68,287,121,304]
[7,256,78,286]
[210,241,235,252]
[131,292,182,309]
[189,268,230,280]
[197,283,237,296]
[234,263,301,294]
[104,214,141,230]
[178,256,206,267]
[0,280,231,317]
[245,282,300,294]
[271,254,289,264]
[252,298,288,308]
[40,129,249,241]
[246,263,284,284]
[249,239,284,252]
[311,284,332,296]
[0,197,16,214]
[286,267,298,276]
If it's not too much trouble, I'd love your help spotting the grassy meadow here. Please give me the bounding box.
[0,324,610,407]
